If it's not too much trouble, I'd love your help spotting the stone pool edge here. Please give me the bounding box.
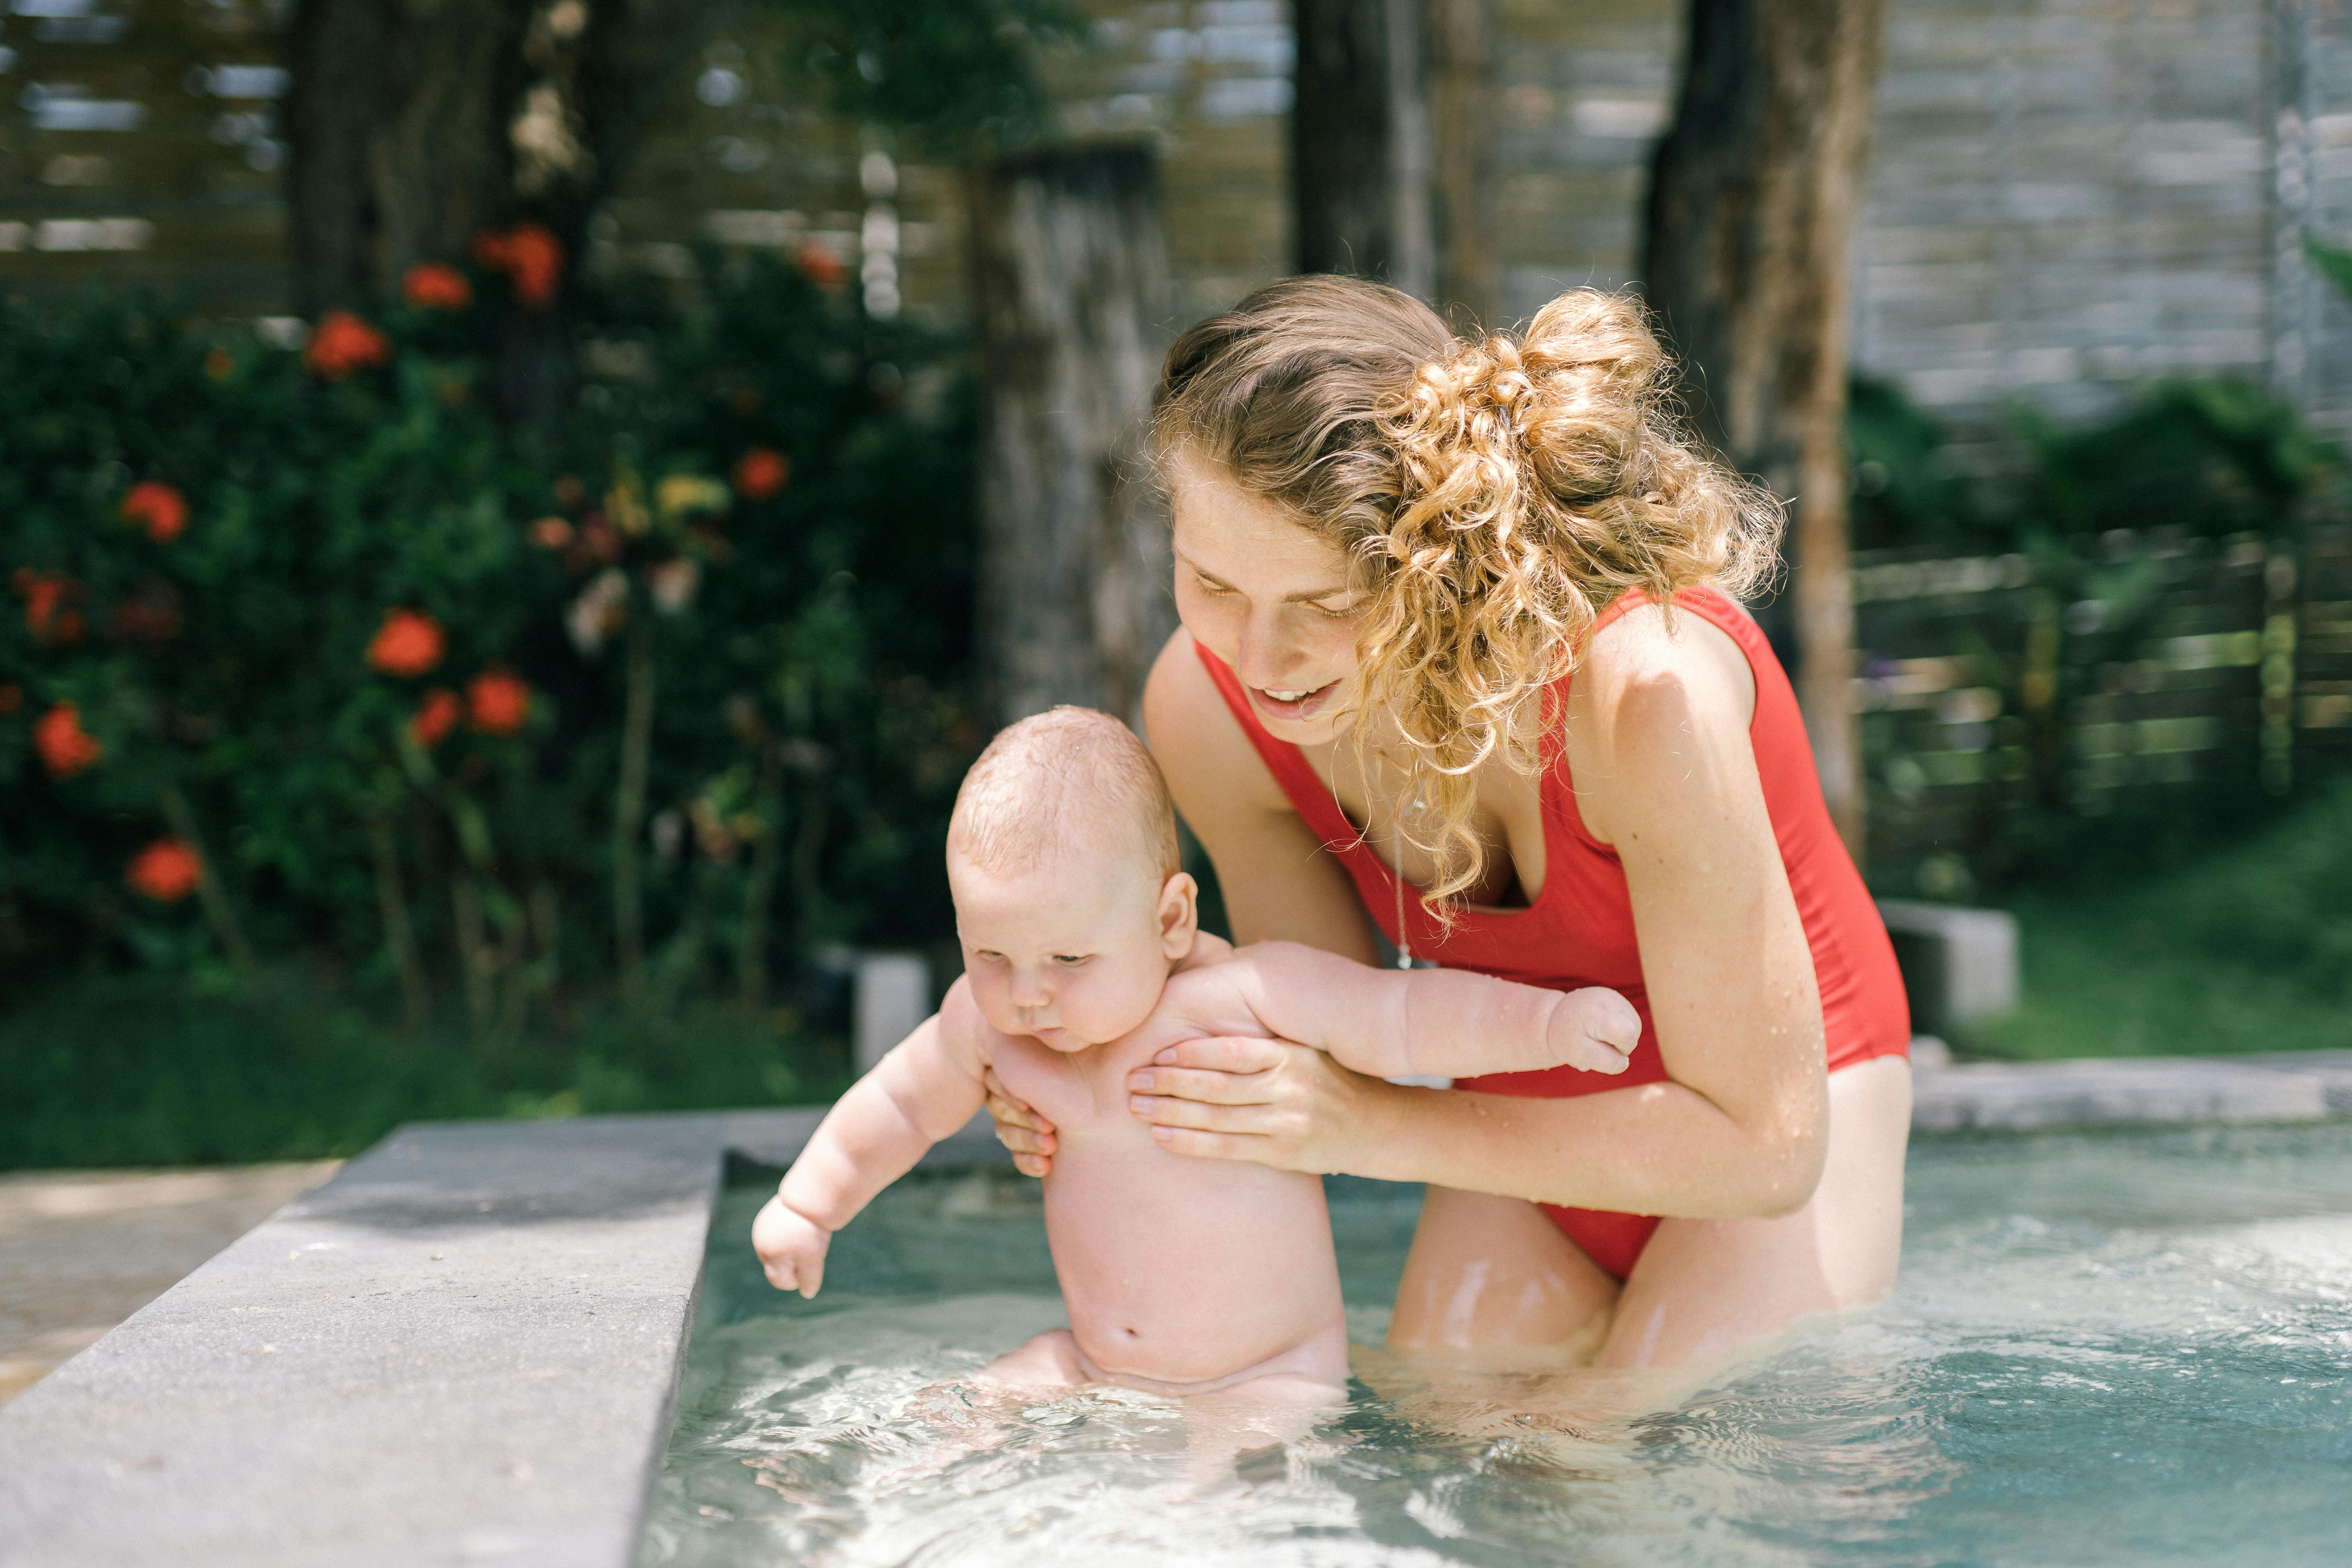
[4,1052,2350,1568]
[0,1107,1003,1568]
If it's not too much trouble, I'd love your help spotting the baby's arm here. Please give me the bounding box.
[752,978,992,1297]
[1220,941,1641,1080]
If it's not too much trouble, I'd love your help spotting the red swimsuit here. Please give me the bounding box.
[1195,584,1911,1280]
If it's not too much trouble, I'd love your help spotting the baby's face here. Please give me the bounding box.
[950,850,1195,1051]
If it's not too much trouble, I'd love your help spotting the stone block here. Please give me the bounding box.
[1911,1056,2333,1132]
[854,952,931,1075]
[1877,900,2020,1037]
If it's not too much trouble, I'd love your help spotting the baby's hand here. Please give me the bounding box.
[751,1193,831,1298]
[1549,986,1641,1074]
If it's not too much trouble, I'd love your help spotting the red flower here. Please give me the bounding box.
[402,261,473,312]
[12,568,84,644]
[127,838,202,903]
[410,687,461,748]
[304,310,392,381]
[471,223,564,309]
[34,702,103,779]
[466,670,532,735]
[529,515,573,550]
[0,683,18,715]
[122,481,189,544]
[366,609,446,678]
[732,446,790,502]
[203,347,235,382]
[796,243,845,288]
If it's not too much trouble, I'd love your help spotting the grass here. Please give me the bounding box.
[0,975,849,1171]
[1965,779,2352,1060]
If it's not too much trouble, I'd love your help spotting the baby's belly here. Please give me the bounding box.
[1042,1144,1343,1385]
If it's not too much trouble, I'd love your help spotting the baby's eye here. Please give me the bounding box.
[1052,954,1092,967]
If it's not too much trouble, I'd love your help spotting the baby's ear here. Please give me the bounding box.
[1157,871,1200,958]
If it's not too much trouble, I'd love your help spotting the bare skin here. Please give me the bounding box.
[752,840,1640,1401]
[984,451,1913,1372]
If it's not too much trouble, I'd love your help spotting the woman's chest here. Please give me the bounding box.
[1304,744,1553,909]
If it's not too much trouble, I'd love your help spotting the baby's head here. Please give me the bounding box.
[947,707,1196,1051]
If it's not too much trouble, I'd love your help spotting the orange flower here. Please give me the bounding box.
[34,702,102,779]
[366,608,446,678]
[402,261,474,312]
[12,568,84,644]
[122,481,189,544]
[471,223,564,309]
[410,687,461,747]
[304,310,392,381]
[529,515,573,550]
[466,670,532,735]
[127,838,202,903]
[0,682,20,715]
[203,346,235,381]
[796,243,845,288]
[732,446,790,501]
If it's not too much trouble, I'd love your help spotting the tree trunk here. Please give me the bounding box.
[968,144,1176,727]
[284,0,731,436]
[1425,0,1498,328]
[1292,0,1434,301]
[1642,0,1888,855]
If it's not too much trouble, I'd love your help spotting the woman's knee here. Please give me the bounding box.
[1387,1187,1619,1356]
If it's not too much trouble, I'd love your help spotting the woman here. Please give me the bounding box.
[988,277,1913,1371]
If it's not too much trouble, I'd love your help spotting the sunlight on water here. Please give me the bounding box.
[640,1124,2352,1566]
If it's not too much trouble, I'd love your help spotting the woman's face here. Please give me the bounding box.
[1167,448,1365,744]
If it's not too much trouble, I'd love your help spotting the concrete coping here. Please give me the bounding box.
[4,1054,2350,1566]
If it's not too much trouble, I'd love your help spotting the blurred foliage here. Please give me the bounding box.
[779,0,1085,154]
[0,971,850,1170]
[1849,375,2349,554]
[1966,777,2352,1059]
[1847,371,2351,904]
[0,249,979,1038]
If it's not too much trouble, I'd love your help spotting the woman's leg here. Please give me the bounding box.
[1386,1185,1620,1362]
[1597,1055,1913,1369]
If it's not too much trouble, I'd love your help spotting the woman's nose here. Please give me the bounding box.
[1235,612,1309,687]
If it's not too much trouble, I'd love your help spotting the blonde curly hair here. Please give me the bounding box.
[1153,275,1781,912]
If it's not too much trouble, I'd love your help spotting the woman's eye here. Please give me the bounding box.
[1308,599,1356,619]
[1191,573,1234,596]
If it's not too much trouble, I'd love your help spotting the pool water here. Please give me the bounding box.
[639,1124,2352,1566]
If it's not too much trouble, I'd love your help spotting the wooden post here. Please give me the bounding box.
[1642,0,1890,855]
[1292,0,1436,300]
[1426,0,1498,328]
[968,144,1175,726]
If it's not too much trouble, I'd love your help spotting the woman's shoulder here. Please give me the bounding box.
[1566,593,1761,843]
[1575,593,1757,733]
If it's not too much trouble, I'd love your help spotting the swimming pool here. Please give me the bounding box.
[639,1122,2352,1566]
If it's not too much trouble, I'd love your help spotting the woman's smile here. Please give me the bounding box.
[1248,677,1343,723]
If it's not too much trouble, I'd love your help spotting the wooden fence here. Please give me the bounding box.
[1853,523,2352,891]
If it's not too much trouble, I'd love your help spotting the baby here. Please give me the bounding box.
[751,707,1639,1405]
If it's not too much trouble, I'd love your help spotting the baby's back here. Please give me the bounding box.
[987,973,1344,1386]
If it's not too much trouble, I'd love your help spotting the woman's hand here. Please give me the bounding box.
[982,1065,1057,1178]
[1125,1034,1398,1175]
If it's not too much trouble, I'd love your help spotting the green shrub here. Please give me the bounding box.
[0,248,978,1040]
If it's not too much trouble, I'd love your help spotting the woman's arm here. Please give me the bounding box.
[1129,610,1832,1220]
